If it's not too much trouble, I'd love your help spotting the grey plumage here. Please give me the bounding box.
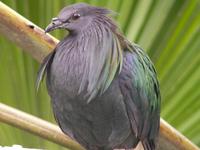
[37,3,161,150]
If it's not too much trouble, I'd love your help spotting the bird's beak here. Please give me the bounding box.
[45,17,63,33]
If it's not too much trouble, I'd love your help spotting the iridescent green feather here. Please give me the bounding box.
[124,44,161,139]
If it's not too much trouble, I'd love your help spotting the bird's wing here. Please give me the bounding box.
[36,50,55,91]
[119,44,161,150]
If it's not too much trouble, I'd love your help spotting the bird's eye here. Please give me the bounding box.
[71,13,80,20]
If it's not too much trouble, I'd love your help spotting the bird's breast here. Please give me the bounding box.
[47,47,88,97]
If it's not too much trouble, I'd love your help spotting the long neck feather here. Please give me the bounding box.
[76,16,123,103]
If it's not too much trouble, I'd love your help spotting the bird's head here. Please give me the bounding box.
[45,3,113,34]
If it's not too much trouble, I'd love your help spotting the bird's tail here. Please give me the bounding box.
[142,139,156,150]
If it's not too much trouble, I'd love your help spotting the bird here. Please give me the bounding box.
[36,3,161,150]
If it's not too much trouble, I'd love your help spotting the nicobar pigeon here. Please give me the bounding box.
[36,3,161,150]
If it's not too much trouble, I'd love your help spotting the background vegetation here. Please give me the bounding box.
[0,0,199,149]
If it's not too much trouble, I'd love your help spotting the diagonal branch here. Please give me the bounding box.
[0,103,84,150]
[0,1,58,63]
[0,1,199,150]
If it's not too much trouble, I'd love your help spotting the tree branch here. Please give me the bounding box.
[0,103,84,150]
[0,1,199,150]
[0,1,58,63]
